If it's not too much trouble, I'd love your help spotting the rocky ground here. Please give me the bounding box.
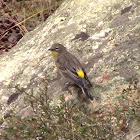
[0,0,140,139]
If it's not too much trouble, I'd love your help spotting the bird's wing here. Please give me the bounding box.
[57,53,85,82]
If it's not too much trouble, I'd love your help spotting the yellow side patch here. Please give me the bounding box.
[77,70,84,78]
[51,51,58,57]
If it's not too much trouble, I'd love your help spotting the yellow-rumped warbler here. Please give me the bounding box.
[49,43,93,100]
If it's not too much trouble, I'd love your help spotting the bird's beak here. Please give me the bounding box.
[48,48,53,51]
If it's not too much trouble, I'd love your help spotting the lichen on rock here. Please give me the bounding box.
[0,0,140,139]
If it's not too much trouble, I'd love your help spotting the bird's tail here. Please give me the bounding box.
[81,87,93,100]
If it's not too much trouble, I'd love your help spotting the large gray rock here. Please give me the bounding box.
[0,0,140,139]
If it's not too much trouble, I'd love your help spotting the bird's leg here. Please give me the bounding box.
[61,79,75,91]
[55,71,62,80]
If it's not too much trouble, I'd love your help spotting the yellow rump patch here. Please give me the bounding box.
[77,70,84,78]
[51,51,58,57]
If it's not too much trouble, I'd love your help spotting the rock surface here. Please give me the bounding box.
[0,0,140,139]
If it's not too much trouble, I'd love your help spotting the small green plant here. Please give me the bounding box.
[0,85,140,140]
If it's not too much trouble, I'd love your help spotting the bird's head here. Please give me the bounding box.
[49,43,66,57]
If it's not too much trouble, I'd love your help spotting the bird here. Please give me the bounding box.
[49,43,93,100]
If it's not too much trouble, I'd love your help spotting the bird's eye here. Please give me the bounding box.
[55,47,59,50]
